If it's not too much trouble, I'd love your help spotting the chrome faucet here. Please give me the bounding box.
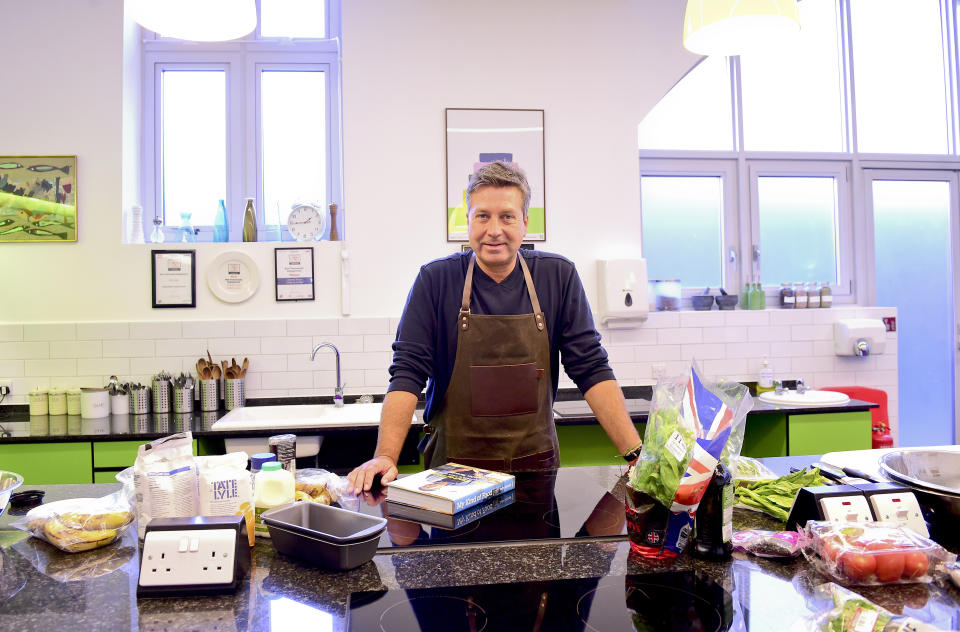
[311,342,344,407]
[795,379,807,395]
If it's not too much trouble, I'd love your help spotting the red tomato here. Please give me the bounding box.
[838,551,876,582]
[821,540,842,562]
[902,551,930,580]
[874,551,906,582]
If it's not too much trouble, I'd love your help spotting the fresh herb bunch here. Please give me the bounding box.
[734,467,828,521]
[628,406,696,507]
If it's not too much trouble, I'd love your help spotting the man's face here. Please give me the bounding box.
[467,185,528,280]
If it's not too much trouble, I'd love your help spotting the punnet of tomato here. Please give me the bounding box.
[799,521,957,586]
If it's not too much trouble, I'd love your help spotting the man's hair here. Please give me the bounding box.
[466,161,532,218]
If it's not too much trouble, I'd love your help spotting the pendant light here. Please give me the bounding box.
[129,0,257,42]
[682,0,801,57]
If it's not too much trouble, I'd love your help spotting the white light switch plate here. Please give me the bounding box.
[869,493,929,538]
[139,529,236,587]
[819,495,873,524]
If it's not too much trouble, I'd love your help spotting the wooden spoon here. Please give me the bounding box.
[241,358,249,378]
[212,364,221,380]
[201,366,212,380]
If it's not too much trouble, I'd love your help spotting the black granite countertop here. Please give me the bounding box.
[0,460,956,631]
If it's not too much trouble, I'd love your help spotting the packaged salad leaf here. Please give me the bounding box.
[629,363,753,513]
[799,582,948,632]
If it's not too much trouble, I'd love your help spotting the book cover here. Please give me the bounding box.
[385,462,516,514]
[386,489,516,530]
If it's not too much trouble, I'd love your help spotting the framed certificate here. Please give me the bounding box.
[274,247,315,301]
[151,250,196,308]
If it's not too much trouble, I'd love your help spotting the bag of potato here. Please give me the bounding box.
[11,491,134,553]
[294,468,348,505]
[196,452,255,546]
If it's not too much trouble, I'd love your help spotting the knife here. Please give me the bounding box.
[840,466,884,484]
[811,462,869,485]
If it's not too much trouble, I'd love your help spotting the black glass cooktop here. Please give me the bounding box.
[347,571,737,632]
[347,468,628,550]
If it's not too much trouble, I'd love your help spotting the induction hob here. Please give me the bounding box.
[346,468,628,550]
[347,571,736,632]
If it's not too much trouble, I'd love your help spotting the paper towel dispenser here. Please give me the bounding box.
[597,259,648,328]
[834,318,886,356]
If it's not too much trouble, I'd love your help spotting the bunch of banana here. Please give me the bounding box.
[295,481,333,505]
[38,510,134,553]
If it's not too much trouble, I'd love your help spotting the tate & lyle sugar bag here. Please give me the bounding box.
[197,452,255,546]
[133,431,199,539]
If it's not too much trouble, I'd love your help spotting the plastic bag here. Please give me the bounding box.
[197,452,255,546]
[732,529,802,558]
[629,363,753,513]
[11,491,135,553]
[796,582,948,632]
[800,521,958,586]
[132,431,199,539]
[294,468,349,505]
[12,535,135,582]
[730,455,778,484]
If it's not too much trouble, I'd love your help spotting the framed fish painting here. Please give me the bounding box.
[0,155,77,242]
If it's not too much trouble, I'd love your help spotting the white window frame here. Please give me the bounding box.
[140,2,342,242]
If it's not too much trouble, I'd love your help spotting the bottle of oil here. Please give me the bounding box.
[242,198,258,242]
[692,463,734,560]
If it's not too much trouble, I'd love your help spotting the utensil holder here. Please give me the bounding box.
[110,392,129,415]
[130,388,152,414]
[173,386,194,413]
[200,379,219,412]
[224,378,246,411]
[152,379,171,413]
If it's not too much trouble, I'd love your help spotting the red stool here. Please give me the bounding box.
[821,386,894,449]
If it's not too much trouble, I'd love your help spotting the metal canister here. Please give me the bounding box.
[268,434,297,475]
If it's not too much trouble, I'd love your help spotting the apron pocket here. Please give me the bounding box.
[470,362,539,417]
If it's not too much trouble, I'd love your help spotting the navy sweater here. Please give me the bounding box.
[388,250,615,423]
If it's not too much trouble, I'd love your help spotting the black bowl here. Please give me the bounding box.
[715,295,738,310]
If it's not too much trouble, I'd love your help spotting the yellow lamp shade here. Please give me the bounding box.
[129,0,257,42]
[683,0,801,56]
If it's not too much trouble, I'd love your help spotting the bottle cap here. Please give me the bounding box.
[262,462,282,472]
[251,452,277,470]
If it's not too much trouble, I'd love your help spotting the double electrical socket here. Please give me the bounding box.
[139,529,238,587]
[0,380,11,397]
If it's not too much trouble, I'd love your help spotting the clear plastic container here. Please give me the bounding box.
[254,462,295,539]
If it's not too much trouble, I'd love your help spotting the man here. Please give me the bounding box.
[348,162,641,492]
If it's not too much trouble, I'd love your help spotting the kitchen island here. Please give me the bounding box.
[0,460,957,631]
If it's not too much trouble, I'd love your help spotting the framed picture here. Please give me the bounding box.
[0,155,77,242]
[445,109,545,242]
[151,250,196,308]
[274,247,315,301]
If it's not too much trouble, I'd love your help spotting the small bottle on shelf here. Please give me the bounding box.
[751,282,765,310]
[819,281,833,308]
[756,358,775,394]
[806,282,820,308]
[794,282,808,308]
[242,198,258,242]
[779,282,794,309]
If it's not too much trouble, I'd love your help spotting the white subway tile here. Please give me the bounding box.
[248,389,291,399]
[153,339,205,357]
[261,336,313,355]
[679,312,725,328]
[0,360,24,376]
[606,328,657,345]
[262,371,313,390]
[25,359,76,377]
[240,373,261,390]
[0,325,23,342]
[875,355,897,371]
[362,369,391,390]
[312,370,342,389]
[78,358,130,376]
[813,340,835,356]
[657,328,702,345]
[131,357,182,375]
[130,322,182,339]
[23,323,76,342]
[790,356,835,374]
[747,326,792,342]
[207,338,261,356]
[680,343,726,360]
[77,322,130,340]
[814,371,857,386]
[13,376,50,394]
[642,312,681,328]
[341,370,366,391]
[702,358,749,377]
[340,352,392,371]
[635,344,682,362]
[103,340,156,358]
[244,355,287,372]
[768,310,814,325]
[856,371,898,387]
[338,318,390,336]
[311,335,364,353]
[0,342,49,360]
[49,341,102,359]
[835,356,876,372]
[811,310,848,324]
[611,363,645,380]
[287,388,325,398]
[181,320,235,338]
[604,345,635,364]
[286,319,339,337]
[288,353,328,372]
[791,324,833,341]
[236,320,286,337]
[723,342,770,359]
[702,326,748,344]
[389,318,402,333]
[723,311,770,327]
[770,341,813,357]
[363,334,395,353]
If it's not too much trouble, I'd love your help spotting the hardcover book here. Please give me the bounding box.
[386,489,516,530]
[385,463,516,514]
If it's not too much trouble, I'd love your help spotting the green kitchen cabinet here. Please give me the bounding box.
[741,413,789,458]
[557,423,646,467]
[0,442,92,484]
[788,410,871,456]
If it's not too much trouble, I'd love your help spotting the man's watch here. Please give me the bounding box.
[622,442,643,464]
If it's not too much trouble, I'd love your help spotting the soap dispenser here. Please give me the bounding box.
[757,358,774,394]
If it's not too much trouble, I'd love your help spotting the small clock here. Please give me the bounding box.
[287,203,326,242]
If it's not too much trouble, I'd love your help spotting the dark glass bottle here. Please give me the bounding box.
[692,463,734,560]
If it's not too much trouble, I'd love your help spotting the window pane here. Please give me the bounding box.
[638,56,733,151]
[261,70,327,227]
[261,0,327,38]
[850,0,948,154]
[741,0,844,152]
[641,176,724,289]
[757,176,838,285]
[161,70,226,226]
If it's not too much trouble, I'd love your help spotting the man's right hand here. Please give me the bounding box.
[347,455,398,493]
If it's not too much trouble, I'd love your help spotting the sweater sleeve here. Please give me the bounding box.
[387,267,438,395]
[554,261,616,393]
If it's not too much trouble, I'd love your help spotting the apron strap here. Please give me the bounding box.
[460,253,545,332]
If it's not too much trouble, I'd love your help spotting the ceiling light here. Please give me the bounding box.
[683,0,801,57]
[129,0,257,42]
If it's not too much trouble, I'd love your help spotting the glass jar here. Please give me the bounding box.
[779,282,795,308]
[806,282,820,308]
[794,282,808,308]
[652,279,681,311]
[819,281,833,308]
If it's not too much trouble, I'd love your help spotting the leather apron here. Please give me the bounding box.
[422,254,559,472]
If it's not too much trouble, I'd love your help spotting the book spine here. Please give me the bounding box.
[452,478,515,513]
